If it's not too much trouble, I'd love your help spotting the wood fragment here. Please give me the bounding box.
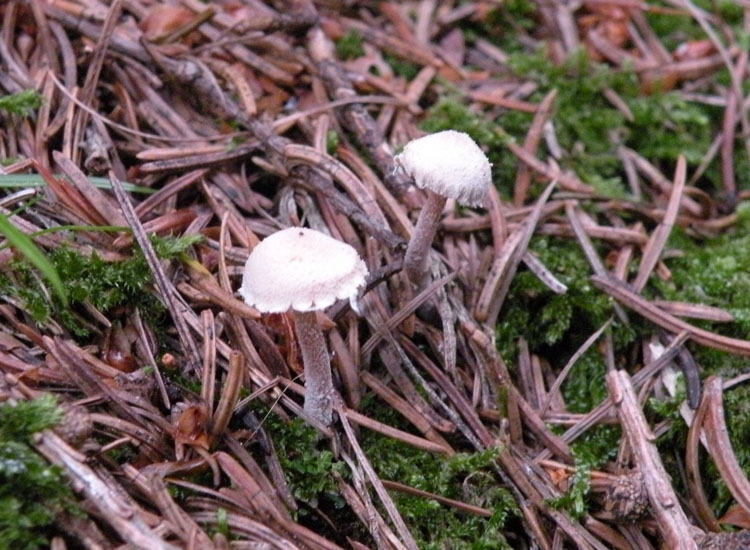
[606,370,698,549]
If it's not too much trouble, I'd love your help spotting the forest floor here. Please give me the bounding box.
[3,1,750,549]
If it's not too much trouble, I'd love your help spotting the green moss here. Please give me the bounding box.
[637,203,750,517]
[463,2,538,54]
[215,508,230,539]
[0,156,23,166]
[359,400,517,549]
[384,52,420,80]
[421,98,506,151]
[167,372,203,395]
[0,234,201,338]
[0,395,78,550]
[647,213,750,512]
[496,236,635,374]
[1,394,62,439]
[550,426,620,519]
[562,350,609,415]
[336,30,365,60]
[508,48,714,194]
[422,47,715,197]
[151,233,203,258]
[255,410,346,510]
[423,41,723,199]
[0,90,43,117]
[646,1,742,51]
[627,93,713,165]
[651,207,750,339]
[364,437,516,549]
[326,129,340,155]
[650,211,750,515]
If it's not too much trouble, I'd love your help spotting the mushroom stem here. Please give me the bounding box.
[293,310,334,426]
[403,190,447,284]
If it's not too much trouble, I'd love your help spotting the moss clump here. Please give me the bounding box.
[1,156,23,166]
[364,436,517,549]
[463,2,539,54]
[646,1,743,51]
[326,129,340,155]
[384,52,420,80]
[243,405,347,513]
[263,414,346,510]
[627,93,712,164]
[0,90,43,116]
[335,30,365,60]
[421,98,506,153]
[647,208,750,515]
[359,400,518,549]
[652,205,750,339]
[423,41,718,197]
[561,350,609,415]
[508,48,714,195]
[0,395,78,550]
[496,236,636,385]
[0,234,201,337]
[423,42,716,198]
[550,426,620,519]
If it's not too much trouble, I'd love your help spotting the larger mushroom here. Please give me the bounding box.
[395,130,492,284]
[239,227,368,426]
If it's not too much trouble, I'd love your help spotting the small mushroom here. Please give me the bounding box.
[395,130,492,284]
[240,227,368,426]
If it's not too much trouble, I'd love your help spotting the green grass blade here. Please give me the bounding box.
[0,174,155,195]
[0,213,67,306]
[31,225,129,236]
[0,225,130,253]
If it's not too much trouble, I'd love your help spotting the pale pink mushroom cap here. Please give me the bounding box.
[240,227,368,313]
[394,130,492,207]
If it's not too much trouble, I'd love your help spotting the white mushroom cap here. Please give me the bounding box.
[394,130,492,207]
[240,227,368,313]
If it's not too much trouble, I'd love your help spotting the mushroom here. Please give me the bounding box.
[395,130,492,284]
[239,227,368,426]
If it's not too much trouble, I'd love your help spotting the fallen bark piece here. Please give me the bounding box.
[606,369,698,549]
[697,530,750,549]
[35,431,181,550]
